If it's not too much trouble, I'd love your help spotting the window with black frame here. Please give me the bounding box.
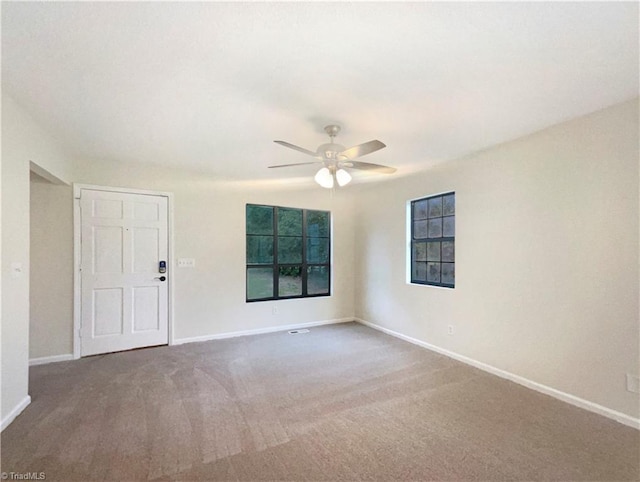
[410,192,455,287]
[246,204,330,301]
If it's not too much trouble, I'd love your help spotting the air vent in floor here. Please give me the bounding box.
[288,329,310,335]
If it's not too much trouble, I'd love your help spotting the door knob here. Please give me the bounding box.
[154,276,166,282]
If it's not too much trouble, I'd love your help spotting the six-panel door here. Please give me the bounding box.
[80,189,169,356]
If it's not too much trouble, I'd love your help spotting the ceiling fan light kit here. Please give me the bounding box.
[314,166,352,189]
[335,168,352,187]
[270,124,396,188]
[314,167,334,189]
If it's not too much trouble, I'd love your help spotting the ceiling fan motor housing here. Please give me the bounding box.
[317,142,346,161]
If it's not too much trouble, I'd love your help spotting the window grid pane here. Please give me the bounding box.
[307,266,330,295]
[247,267,274,300]
[246,205,274,235]
[307,237,329,263]
[414,200,428,220]
[246,235,273,264]
[307,211,330,237]
[278,266,302,297]
[278,208,302,236]
[277,236,303,264]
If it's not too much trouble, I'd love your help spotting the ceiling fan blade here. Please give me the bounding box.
[347,160,397,174]
[339,140,386,160]
[268,161,322,169]
[274,140,321,158]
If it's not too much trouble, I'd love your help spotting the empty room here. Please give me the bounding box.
[1,2,639,481]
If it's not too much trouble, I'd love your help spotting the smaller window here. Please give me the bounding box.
[410,192,455,288]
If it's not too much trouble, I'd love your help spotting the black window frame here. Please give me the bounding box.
[410,192,455,288]
[246,204,331,302]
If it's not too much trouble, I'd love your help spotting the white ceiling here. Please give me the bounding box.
[2,2,638,184]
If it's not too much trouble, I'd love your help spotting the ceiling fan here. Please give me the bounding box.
[269,125,397,188]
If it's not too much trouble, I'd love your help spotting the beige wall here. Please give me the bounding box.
[1,93,73,427]
[70,161,356,342]
[29,175,73,358]
[353,99,639,418]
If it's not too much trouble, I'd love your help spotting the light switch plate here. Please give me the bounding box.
[177,258,196,268]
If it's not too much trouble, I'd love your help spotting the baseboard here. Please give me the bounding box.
[29,354,74,366]
[1,395,31,432]
[174,318,354,345]
[355,317,640,430]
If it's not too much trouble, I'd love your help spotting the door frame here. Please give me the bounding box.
[73,184,175,359]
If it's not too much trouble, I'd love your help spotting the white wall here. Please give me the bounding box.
[353,98,639,419]
[71,161,356,342]
[1,93,74,428]
[30,174,73,359]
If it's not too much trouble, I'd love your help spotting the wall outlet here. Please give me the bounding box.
[272,306,278,315]
[177,258,195,268]
[447,325,454,335]
[626,374,640,394]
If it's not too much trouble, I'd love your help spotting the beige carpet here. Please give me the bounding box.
[1,322,638,481]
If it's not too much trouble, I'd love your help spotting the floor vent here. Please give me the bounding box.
[288,329,310,335]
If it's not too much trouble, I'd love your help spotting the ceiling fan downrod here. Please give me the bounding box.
[324,124,341,140]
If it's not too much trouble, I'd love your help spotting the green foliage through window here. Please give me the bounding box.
[246,204,331,301]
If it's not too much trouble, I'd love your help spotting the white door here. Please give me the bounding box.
[79,189,169,356]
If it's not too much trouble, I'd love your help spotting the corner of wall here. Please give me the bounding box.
[1,92,75,429]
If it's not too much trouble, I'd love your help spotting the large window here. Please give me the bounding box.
[410,192,455,288]
[246,204,330,301]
